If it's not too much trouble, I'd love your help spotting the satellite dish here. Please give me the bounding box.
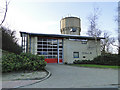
[70,27,77,32]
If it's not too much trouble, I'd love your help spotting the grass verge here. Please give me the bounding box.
[69,64,119,69]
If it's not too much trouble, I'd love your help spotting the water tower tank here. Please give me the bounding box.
[60,17,81,35]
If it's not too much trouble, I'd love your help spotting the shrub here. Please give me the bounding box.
[93,54,120,65]
[64,62,68,64]
[2,53,47,73]
[73,60,92,64]
[73,54,120,66]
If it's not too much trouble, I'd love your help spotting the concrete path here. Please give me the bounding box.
[22,64,118,88]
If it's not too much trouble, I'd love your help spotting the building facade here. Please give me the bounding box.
[20,16,104,64]
[20,32,103,63]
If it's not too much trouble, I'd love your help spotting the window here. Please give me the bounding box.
[73,52,79,58]
[81,40,88,44]
[81,41,87,44]
[90,52,92,54]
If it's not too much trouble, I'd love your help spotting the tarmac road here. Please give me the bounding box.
[22,64,118,88]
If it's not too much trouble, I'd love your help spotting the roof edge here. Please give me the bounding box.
[20,31,105,40]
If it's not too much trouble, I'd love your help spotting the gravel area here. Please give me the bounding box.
[2,70,48,81]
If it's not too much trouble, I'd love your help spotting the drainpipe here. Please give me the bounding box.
[57,39,59,64]
[21,34,23,52]
[62,39,64,64]
[23,34,25,53]
[26,35,28,53]
[29,35,31,53]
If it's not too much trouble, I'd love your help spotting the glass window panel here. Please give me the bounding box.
[43,42,47,44]
[53,55,57,58]
[48,56,52,58]
[43,46,47,48]
[59,53,62,55]
[38,45,42,48]
[43,52,47,55]
[73,52,79,58]
[48,39,52,41]
[53,46,57,48]
[59,39,62,42]
[59,46,63,48]
[48,46,52,48]
[37,42,42,44]
[59,49,62,53]
[59,56,62,58]
[48,52,52,55]
[53,39,57,41]
[43,49,47,51]
[53,49,57,51]
[38,37,42,41]
[48,49,52,51]
[53,44,57,46]
[59,48,63,50]
[37,52,42,55]
[47,42,51,44]
[53,52,57,55]
[37,49,42,51]
[43,39,47,41]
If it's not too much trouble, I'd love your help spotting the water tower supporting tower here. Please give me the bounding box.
[60,17,81,35]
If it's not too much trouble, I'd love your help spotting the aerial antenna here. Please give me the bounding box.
[68,14,72,17]
[68,14,69,17]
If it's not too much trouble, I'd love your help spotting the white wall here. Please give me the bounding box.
[63,39,101,63]
[31,36,37,55]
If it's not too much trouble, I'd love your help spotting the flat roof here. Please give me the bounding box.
[61,16,80,20]
[20,31,104,40]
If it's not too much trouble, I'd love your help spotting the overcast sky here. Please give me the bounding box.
[0,0,119,53]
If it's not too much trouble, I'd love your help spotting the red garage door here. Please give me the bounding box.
[45,58,63,63]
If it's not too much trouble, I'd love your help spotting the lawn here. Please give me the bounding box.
[69,64,119,69]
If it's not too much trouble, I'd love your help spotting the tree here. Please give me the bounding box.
[0,0,10,26]
[87,6,117,54]
[87,7,102,56]
[101,32,115,54]
[3,27,18,43]
[114,1,120,55]
[1,26,22,54]
[118,1,120,55]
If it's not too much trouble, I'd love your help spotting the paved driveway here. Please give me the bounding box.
[22,64,118,88]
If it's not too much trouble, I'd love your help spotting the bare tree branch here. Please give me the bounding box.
[101,32,116,54]
[87,7,102,37]
[0,0,10,26]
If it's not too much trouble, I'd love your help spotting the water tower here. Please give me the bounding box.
[60,16,81,35]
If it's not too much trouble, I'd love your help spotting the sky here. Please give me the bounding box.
[0,0,119,53]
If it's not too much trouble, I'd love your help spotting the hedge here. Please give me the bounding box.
[2,53,47,73]
[73,54,120,66]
